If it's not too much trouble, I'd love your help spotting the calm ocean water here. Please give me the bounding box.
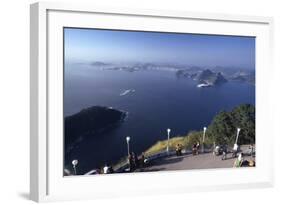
[64,64,255,174]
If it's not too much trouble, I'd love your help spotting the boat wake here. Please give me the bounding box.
[120,89,135,96]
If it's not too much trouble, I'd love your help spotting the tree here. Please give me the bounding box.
[231,104,255,144]
[207,104,255,145]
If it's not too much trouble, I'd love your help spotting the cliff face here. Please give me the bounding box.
[64,106,126,146]
[197,69,227,85]
[176,68,228,86]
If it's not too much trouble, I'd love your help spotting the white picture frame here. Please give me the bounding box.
[30,2,274,202]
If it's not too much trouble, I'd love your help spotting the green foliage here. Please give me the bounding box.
[208,104,255,145]
[185,131,202,148]
[145,136,186,156]
[231,104,255,144]
[142,104,255,158]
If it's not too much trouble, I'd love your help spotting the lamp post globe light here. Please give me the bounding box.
[167,128,171,153]
[72,159,78,175]
[126,136,130,156]
[202,127,207,153]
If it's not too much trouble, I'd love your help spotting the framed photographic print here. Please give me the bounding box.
[30,2,274,202]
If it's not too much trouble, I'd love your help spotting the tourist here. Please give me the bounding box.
[221,144,227,160]
[248,159,256,167]
[196,142,200,154]
[140,152,145,168]
[233,153,244,167]
[192,143,197,155]
[213,145,220,156]
[96,168,101,174]
[103,164,109,174]
[178,144,183,156]
[108,166,114,174]
[131,152,137,170]
[135,154,139,168]
[180,144,183,156]
[176,144,180,156]
[249,144,255,157]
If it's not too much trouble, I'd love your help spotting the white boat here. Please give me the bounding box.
[197,83,212,88]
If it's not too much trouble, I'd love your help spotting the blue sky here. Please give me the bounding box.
[64,28,255,69]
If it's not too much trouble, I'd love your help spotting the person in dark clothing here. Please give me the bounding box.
[131,152,137,170]
[140,153,145,168]
[221,144,228,160]
[135,154,139,168]
[128,153,133,171]
[108,166,114,174]
[176,144,182,156]
[192,143,197,155]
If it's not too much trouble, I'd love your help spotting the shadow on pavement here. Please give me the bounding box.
[149,155,184,166]
[138,167,166,172]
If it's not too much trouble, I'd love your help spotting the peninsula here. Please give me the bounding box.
[64,106,126,146]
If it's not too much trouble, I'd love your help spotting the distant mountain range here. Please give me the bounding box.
[89,61,255,86]
[90,61,112,66]
[177,68,255,86]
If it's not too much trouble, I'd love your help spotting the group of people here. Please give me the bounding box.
[102,164,114,174]
[213,144,228,160]
[99,143,256,174]
[128,152,146,171]
[192,142,200,155]
[90,165,114,174]
[233,153,254,167]
[233,145,255,167]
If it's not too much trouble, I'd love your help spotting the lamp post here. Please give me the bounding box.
[167,128,171,153]
[233,128,241,157]
[72,159,78,175]
[235,128,241,145]
[126,136,130,157]
[202,127,207,153]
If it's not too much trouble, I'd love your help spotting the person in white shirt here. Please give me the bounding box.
[103,165,109,174]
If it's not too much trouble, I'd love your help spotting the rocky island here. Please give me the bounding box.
[196,69,227,87]
[64,106,127,146]
[176,68,227,87]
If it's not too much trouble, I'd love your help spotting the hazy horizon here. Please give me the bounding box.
[64,28,255,70]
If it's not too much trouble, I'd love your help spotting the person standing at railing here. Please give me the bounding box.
[130,152,138,170]
[192,143,197,155]
[128,153,133,171]
[139,152,145,168]
[196,142,200,155]
[108,166,114,174]
[221,144,228,160]
[176,144,183,156]
[249,144,255,157]
[134,153,139,168]
[103,164,109,174]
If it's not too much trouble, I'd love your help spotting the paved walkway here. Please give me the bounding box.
[137,152,254,172]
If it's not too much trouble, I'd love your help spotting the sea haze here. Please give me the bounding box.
[64,63,255,174]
